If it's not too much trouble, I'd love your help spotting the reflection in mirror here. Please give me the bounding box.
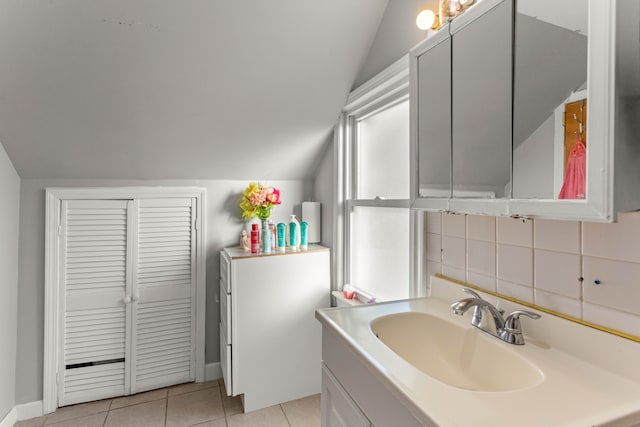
[512,0,588,199]
[418,36,452,197]
[451,0,512,199]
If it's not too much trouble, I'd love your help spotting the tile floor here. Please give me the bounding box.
[14,380,321,427]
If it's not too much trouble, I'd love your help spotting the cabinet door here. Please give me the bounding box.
[415,31,452,201]
[321,365,371,427]
[512,0,588,200]
[59,199,131,406]
[232,250,329,412]
[450,0,513,199]
[131,198,197,393]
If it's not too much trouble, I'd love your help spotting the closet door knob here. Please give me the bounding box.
[123,296,132,304]
[132,294,140,302]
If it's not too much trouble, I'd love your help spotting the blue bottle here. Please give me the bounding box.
[300,221,308,250]
[289,214,300,250]
[277,223,286,252]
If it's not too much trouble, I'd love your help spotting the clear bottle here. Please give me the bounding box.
[268,220,276,251]
[261,222,272,254]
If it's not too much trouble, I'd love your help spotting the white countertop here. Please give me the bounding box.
[223,244,328,259]
[316,277,640,427]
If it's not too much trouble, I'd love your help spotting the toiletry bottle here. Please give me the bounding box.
[268,220,276,251]
[250,223,260,254]
[261,222,272,254]
[277,223,286,252]
[289,214,300,250]
[300,221,308,250]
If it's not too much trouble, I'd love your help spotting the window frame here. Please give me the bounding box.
[334,55,425,300]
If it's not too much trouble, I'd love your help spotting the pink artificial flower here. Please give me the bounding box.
[249,192,265,206]
[266,187,281,205]
[258,189,269,206]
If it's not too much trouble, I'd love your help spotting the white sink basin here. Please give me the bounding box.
[317,276,640,426]
[370,311,544,392]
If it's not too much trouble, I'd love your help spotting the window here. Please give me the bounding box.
[349,206,409,301]
[336,58,412,302]
[356,100,410,200]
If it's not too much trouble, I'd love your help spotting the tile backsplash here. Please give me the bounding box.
[426,211,640,338]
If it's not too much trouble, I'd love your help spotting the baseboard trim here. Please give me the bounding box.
[0,407,17,427]
[205,362,221,382]
[0,400,45,426]
[17,400,43,420]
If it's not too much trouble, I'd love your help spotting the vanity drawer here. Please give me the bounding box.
[220,252,231,295]
[220,323,232,396]
[220,280,231,344]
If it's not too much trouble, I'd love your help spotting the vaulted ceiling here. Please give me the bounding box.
[0,0,388,180]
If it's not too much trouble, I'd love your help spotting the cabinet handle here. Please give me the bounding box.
[123,295,132,304]
[132,294,140,302]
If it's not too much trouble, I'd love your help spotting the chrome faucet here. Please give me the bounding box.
[451,288,541,345]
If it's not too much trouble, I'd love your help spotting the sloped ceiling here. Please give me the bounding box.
[354,0,438,89]
[0,0,388,180]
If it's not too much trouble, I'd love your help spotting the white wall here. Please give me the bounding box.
[313,141,334,249]
[14,178,310,404]
[0,142,20,420]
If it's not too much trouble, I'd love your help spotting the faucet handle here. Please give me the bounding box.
[504,310,541,328]
[501,310,540,345]
[503,310,541,332]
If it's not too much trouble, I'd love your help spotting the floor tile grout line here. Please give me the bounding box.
[103,398,111,427]
[279,404,293,427]
[220,386,228,423]
[168,384,220,400]
[110,396,168,412]
[163,397,168,427]
[42,410,109,427]
[167,382,220,399]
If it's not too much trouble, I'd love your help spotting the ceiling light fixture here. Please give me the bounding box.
[460,0,476,9]
[416,9,438,30]
[417,0,478,31]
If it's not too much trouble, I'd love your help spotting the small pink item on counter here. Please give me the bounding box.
[342,284,355,299]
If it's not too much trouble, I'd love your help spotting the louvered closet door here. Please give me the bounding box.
[59,199,132,406]
[130,198,197,393]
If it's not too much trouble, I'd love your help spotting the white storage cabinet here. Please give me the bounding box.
[220,245,330,412]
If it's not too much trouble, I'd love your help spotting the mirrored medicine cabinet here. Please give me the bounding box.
[409,0,640,221]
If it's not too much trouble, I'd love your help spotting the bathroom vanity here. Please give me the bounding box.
[316,276,640,426]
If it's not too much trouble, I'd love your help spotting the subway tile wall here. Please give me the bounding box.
[426,211,640,338]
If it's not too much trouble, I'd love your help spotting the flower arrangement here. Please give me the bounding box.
[240,182,282,221]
